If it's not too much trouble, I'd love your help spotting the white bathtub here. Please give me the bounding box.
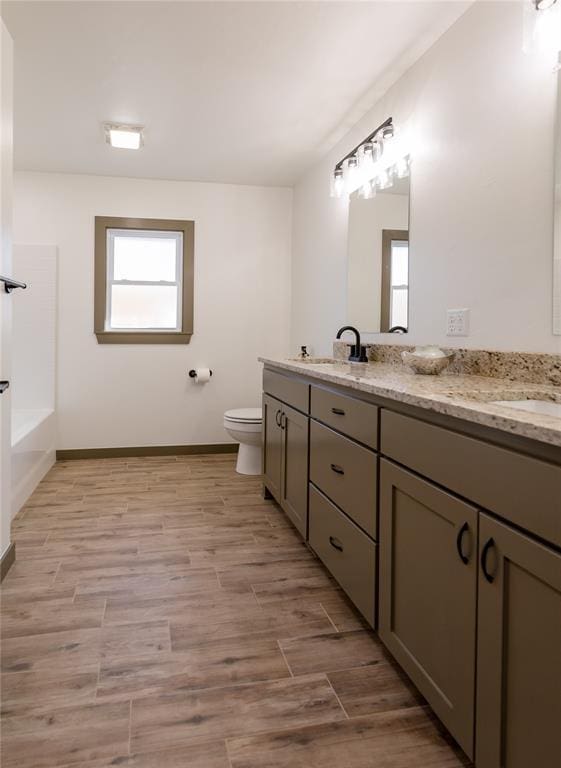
[11,409,56,517]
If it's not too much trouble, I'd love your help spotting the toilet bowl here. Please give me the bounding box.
[223,407,263,475]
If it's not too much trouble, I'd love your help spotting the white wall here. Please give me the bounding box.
[12,245,57,411]
[291,1,561,356]
[14,172,292,450]
[1,20,13,558]
[347,191,409,332]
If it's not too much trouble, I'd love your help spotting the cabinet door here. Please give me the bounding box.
[379,459,478,759]
[262,393,282,501]
[280,403,309,538]
[476,513,561,768]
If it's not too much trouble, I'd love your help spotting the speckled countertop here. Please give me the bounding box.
[259,357,561,449]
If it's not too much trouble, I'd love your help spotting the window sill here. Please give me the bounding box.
[95,331,192,345]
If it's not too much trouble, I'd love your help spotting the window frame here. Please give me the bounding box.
[380,228,409,333]
[94,216,194,344]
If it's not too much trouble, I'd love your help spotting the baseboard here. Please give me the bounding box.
[1,542,16,582]
[56,443,239,460]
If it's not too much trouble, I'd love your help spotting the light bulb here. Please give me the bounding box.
[396,156,410,179]
[331,168,345,198]
[535,0,557,10]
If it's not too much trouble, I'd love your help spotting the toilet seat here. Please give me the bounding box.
[224,408,262,423]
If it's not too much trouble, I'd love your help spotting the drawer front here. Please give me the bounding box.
[381,409,561,548]
[310,420,377,538]
[311,386,378,449]
[263,368,309,414]
[309,484,376,627]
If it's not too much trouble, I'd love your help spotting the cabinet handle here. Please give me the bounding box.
[329,536,344,552]
[481,537,496,583]
[331,407,345,416]
[275,409,282,427]
[456,522,470,565]
[280,412,286,430]
[330,463,344,475]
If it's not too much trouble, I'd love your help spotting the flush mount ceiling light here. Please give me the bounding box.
[534,0,557,10]
[104,123,144,150]
[330,116,410,199]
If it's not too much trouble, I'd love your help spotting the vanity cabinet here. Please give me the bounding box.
[262,364,561,767]
[379,459,478,759]
[476,514,561,768]
[262,376,309,538]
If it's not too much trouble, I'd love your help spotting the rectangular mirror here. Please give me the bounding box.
[347,176,410,333]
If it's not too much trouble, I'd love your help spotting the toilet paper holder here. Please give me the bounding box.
[188,369,213,378]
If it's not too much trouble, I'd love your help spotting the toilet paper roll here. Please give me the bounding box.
[192,367,212,383]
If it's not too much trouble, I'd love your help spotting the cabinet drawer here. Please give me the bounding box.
[381,410,561,548]
[310,420,377,538]
[309,484,376,627]
[311,386,378,449]
[263,368,309,414]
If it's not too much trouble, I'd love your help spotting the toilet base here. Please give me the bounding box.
[235,443,262,475]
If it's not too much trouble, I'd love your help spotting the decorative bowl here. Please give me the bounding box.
[401,347,455,375]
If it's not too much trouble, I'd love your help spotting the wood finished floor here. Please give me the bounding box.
[1,454,471,768]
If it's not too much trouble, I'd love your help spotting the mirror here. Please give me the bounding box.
[347,176,410,333]
[554,53,561,335]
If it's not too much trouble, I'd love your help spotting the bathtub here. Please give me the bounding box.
[11,409,56,517]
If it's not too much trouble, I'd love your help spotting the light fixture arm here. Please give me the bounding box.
[335,116,393,170]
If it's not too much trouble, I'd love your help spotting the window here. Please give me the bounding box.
[380,229,409,332]
[94,217,194,344]
[389,239,409,330]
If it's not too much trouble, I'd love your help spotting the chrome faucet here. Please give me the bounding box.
[336,326,368,363]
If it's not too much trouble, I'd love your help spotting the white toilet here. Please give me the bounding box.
[223,407,263,475]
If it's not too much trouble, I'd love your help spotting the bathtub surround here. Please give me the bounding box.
[291,1,561,356]
[13,172,292,451]
[0,20,14,569]
[9,245,57,517]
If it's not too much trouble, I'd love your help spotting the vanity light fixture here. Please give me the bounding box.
[104,123,144,150]
[330,116,410,199]
[535,0,557,10]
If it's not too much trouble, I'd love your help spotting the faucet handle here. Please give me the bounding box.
[358,345,368,363]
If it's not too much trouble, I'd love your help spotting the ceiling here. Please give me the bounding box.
[2,1,469,187]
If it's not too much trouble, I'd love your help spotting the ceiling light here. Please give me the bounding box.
[534,0,557,9]
[104,123,144,150]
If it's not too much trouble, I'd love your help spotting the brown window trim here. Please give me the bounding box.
[380,228,409,333]
[94,216,194,344]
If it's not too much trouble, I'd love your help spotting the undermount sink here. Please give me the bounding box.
[490,399,561,419]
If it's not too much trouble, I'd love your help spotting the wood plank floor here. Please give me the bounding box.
[1,454,471,767]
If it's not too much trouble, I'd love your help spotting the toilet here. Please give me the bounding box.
[223,407,263,475]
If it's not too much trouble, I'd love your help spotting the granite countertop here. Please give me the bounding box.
[259,357,561,449]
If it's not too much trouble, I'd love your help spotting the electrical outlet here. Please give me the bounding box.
[447,308,470,337]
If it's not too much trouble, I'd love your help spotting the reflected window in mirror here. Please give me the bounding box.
[347,175,410,333]
[381,231,409,332]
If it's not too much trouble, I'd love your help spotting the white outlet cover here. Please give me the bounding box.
[447,308,470,337]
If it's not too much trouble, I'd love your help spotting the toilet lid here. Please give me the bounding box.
[224,407,262,423]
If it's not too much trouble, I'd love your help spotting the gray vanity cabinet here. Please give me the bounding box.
[262,391,309,538]
[279,403,309,537]
[475,514,561,768]
[263,393,283,500]
[379,458,478,760]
